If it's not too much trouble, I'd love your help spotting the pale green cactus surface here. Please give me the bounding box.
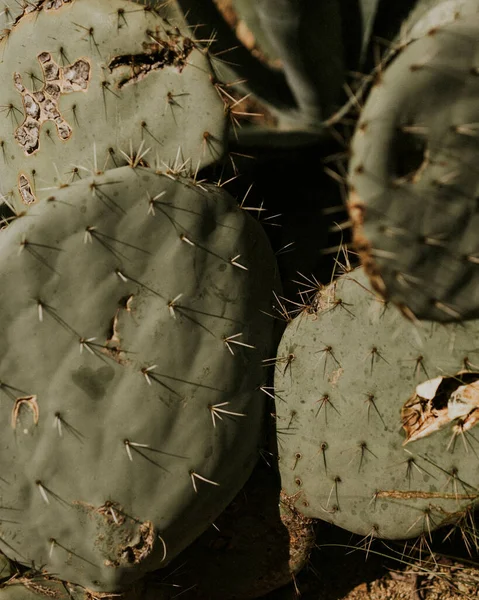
[275,267,479,540]
[0,165,277,592]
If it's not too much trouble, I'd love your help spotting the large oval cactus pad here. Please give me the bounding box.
[0,166,277,591]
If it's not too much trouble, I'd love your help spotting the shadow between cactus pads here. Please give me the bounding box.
[275,267,479,542]
[0,166,278,592]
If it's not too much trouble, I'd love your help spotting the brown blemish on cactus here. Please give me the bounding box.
[402,373,479,444]
[43,0,72,10]
[13,52,91,156]
[354,164,364,175]
[110,521,155,567]
[328,367,343,387]
[97,501,126,526]
[5,574,65,598]
[279,490,316,575]
[103,295,134,365]
[106,311,121,347]
[73,499,126,526]
[348,189,388,299]
[375,490,478,500]
[73,502,161,566]
[109,29,194,88]
[349,127,429,311]
[18,173,37,205]
[27,0,73,15]
[10,0,73,30]
[11,395,39,429]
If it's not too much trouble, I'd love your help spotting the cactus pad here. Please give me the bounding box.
[275,267,479,540]
[349,12,479,321]
[0,0,227,214]
[0,166,277,591]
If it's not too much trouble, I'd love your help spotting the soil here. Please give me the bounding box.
[141,444,479,600]
[262,520,479,600]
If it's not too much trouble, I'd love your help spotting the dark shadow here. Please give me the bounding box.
[207,134,353,302]
[144,419,294,599]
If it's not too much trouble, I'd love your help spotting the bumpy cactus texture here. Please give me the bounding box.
[275,268,479,540]
[0,0,226,214]
[348,10,479,321]
[0,165,277,591]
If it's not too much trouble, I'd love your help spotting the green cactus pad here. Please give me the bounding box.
[275,267,479,540]
[348,12,479,321]
[0,166,277,591]
[0,0,227,214]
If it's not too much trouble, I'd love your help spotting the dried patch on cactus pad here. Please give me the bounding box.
[11,395,39,430]
[402,373,479,444]
[108,30,194,88]
[18,173,36,205]
[111,521,155,567]
[14,52,91,156]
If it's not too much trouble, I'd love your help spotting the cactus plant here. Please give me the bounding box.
[275,267,479,541]
[173,0,347,133]
[0,0,227,216]
[348,5,479,321]
[174,0,385,135]
[0,164,278,592]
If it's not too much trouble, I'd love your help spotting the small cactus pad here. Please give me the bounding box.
[0,166,277,591]
[275,267,479,540]
[0,0,227,213]
[348,13,479,321]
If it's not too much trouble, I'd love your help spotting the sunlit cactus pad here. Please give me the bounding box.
[348,13,479,321]
[0,0,227,213]
[0,165,277,591]
[275,268,479,541]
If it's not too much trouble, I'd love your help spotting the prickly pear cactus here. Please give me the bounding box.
[348,10,479,321]
[275,267,479,540]
[0,165,277,591]
[0,0,227,214]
